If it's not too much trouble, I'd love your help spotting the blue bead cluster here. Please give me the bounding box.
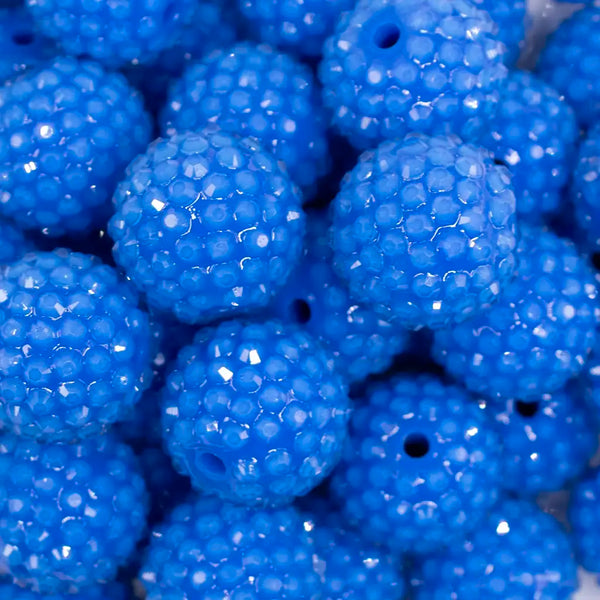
[0,56,152,236]
[331,134,517,330]
[161,42,330,197]
[0,581,127,600]
[162,319,350,506]
[569,468,600,573]
[110,129,305,325]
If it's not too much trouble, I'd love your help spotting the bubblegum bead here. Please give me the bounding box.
[569,468,600,573]
[139,496,321,600]
[433,226,600,401]
[493,386,597,496]
[0,433,148,595]
[271,211,410,384]
[330,374,502,555]
[537,6,600,128]
[571,124,600,250]
[0,56,152,236]
[0,7,56,84]
[237,0,355,57]
[109,130,305,326]
[480,70,578,222]
[25,0,195,68]
[0,248,152,443]
[0,220,33,266]
[471,0,527,66]
[319,0,507,150]
[331,134,517,330]
[161,42,330,198]
[0,581,127,600]
[162,319,350,506]
[412,498,578,599]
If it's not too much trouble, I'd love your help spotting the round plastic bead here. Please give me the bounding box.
[331,134,517,330]
[0,248,152,443]
[569,468,600,573]
[0,433,148,595]
[139,496,321,600]
[472,0,527,67]
[0,581,126,600]
[412,498,578,599]
[271,210,410,385]
[237,0,355,57]
[306,509,406,600]
[571,124,600,250]
[330,374,502,555]
[480,70,578,222]
[109,129,305,326]
[319,0,507,150]
[25,0,195,68]
[433,225,600,401]
[161,42,330,198]
[0,219,33,266]
[0,7,56,84]
[0,56,152,236]
[162,319,350,506]
[537,6,600,128]
[493,385,597,496]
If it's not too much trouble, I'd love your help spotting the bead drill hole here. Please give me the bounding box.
[516,401,539,418]
[374,23,401,49]
[494,158,508,168]
[404,433,430,458]
[197,452,226,477]
[12,32,34,46]
[291,299,312,324]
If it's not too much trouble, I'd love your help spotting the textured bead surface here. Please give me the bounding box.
[161,42,329,197]
[0,581,126,600]
[319,0,507,150]
[0,248,152,442]
[0,220,33,266]
[25,0,195,68]
[110,130,305,325]
[237,0,354,57]
[412,498,578,599]
[0,7,56,84]
[434,226,600,401]
[537,6,600,128]
[271,211,410,384]
[571,124,600,250]
[493,386,597,495]
[472,0,527,66]
[481,70,578,222]
[569,468,600,573]
[162,319,350,506]
[0,433,148,594]
[0,56,152,236]
[306,508,406,600]
[331,134,517,330]
[330,374,501,555]
[140,496,321,600]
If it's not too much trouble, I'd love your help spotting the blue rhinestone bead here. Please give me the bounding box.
[331,134,517,330]
[569,468,600,573]
[0,219,33,266]
[109,129,305,326]
[319,0,507,150]
[271,210,410,385]
[161,42,330,198]
[25,0,195,68]
[493,386,597,496]
[0,581,127,600]
[571,124,600,250]
[537,6,600,128]
[0,56,152,236]
[434,225,600,401]
[412,498,578,599]
[237,0,354,57]
[162,319,350,506]
[0,7,56,84]
[0,433,148,595]
[480,70,578,222]
[139,496,321,600]
[330,374,501,555]
[0,248,152,443]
